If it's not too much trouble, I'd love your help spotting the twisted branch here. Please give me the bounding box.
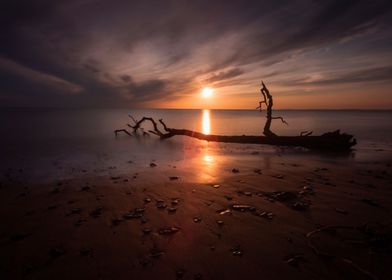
[130,117,163,136]
[271,116,288,125]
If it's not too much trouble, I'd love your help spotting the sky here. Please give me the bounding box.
[1,0,392,109]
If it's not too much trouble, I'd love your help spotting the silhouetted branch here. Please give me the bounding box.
[130,116,163,136]
[128,115,138,125]
[159,119,169,132]
[256,101,267,111]
[271,116,288,125]
[114,129,132,137]
[258,81,277,137]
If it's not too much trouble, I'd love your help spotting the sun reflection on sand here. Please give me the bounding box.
[202,109,211,135]
[199,149,216,182]
[199,109,217,181]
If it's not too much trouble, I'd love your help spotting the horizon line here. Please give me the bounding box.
[1,106,391,111]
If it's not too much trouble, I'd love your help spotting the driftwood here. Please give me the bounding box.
[115,82,357,151]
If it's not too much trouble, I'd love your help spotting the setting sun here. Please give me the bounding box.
[201,87,214,98]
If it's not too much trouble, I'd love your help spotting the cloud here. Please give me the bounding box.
[282,66,392,86]
[205,68,244,84]
[0,0,391,108]
[121,77,169,102]
[0,56,83,94]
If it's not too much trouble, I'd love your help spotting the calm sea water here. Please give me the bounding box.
[1,109,391,182]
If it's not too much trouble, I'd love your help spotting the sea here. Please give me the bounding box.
[1,109,391,182]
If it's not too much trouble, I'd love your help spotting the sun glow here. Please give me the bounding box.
[201,87,214,98]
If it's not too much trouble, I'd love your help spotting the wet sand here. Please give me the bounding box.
[1,151,392,280]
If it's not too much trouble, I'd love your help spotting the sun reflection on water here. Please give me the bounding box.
[202,109,211,135]
[203,154,214,163]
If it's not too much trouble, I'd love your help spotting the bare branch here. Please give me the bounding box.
[131,117,163,136]
[159,119,170,132]
[256,101,267,111]
[148,130,160,136]
[114,129,132,137]
[128,115,138,125]
[272,116,288,125]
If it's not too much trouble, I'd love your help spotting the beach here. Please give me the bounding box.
[1,135,392,279]
[0,109,392,279]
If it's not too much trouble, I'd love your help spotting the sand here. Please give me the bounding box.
[0,149,391,280]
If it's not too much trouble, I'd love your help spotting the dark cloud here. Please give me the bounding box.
[0,0,391,107]
[283,66,392,86]
[206,68,244,84]
[124,78,168,102]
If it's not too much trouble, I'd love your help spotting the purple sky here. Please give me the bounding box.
[1,0,392,109]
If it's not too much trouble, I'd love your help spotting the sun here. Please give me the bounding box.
[201,87,214,98]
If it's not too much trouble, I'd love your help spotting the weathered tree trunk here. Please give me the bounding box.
[257,81,287,137]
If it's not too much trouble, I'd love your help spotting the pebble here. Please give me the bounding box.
[111,218,123,226]
[292,201,309,211]
[231,248,243,256]
[176,269,185,279]
[74,219,85,227]
[70,208,82,215]
[361,198,379,207]
[156,201,167,209]
[49,247,66,258]
[158,226,180,235]
[90,206,103,218]
[335,208,348,214]
[80,247,92,257]
[258,211,274,219]
[231,204,256,212]
[217,209,232,215]
[194,273,203,280]
[286,254,304,267]
[149,248,165,259]
[123,208,145,219]
[143,228,152,235]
